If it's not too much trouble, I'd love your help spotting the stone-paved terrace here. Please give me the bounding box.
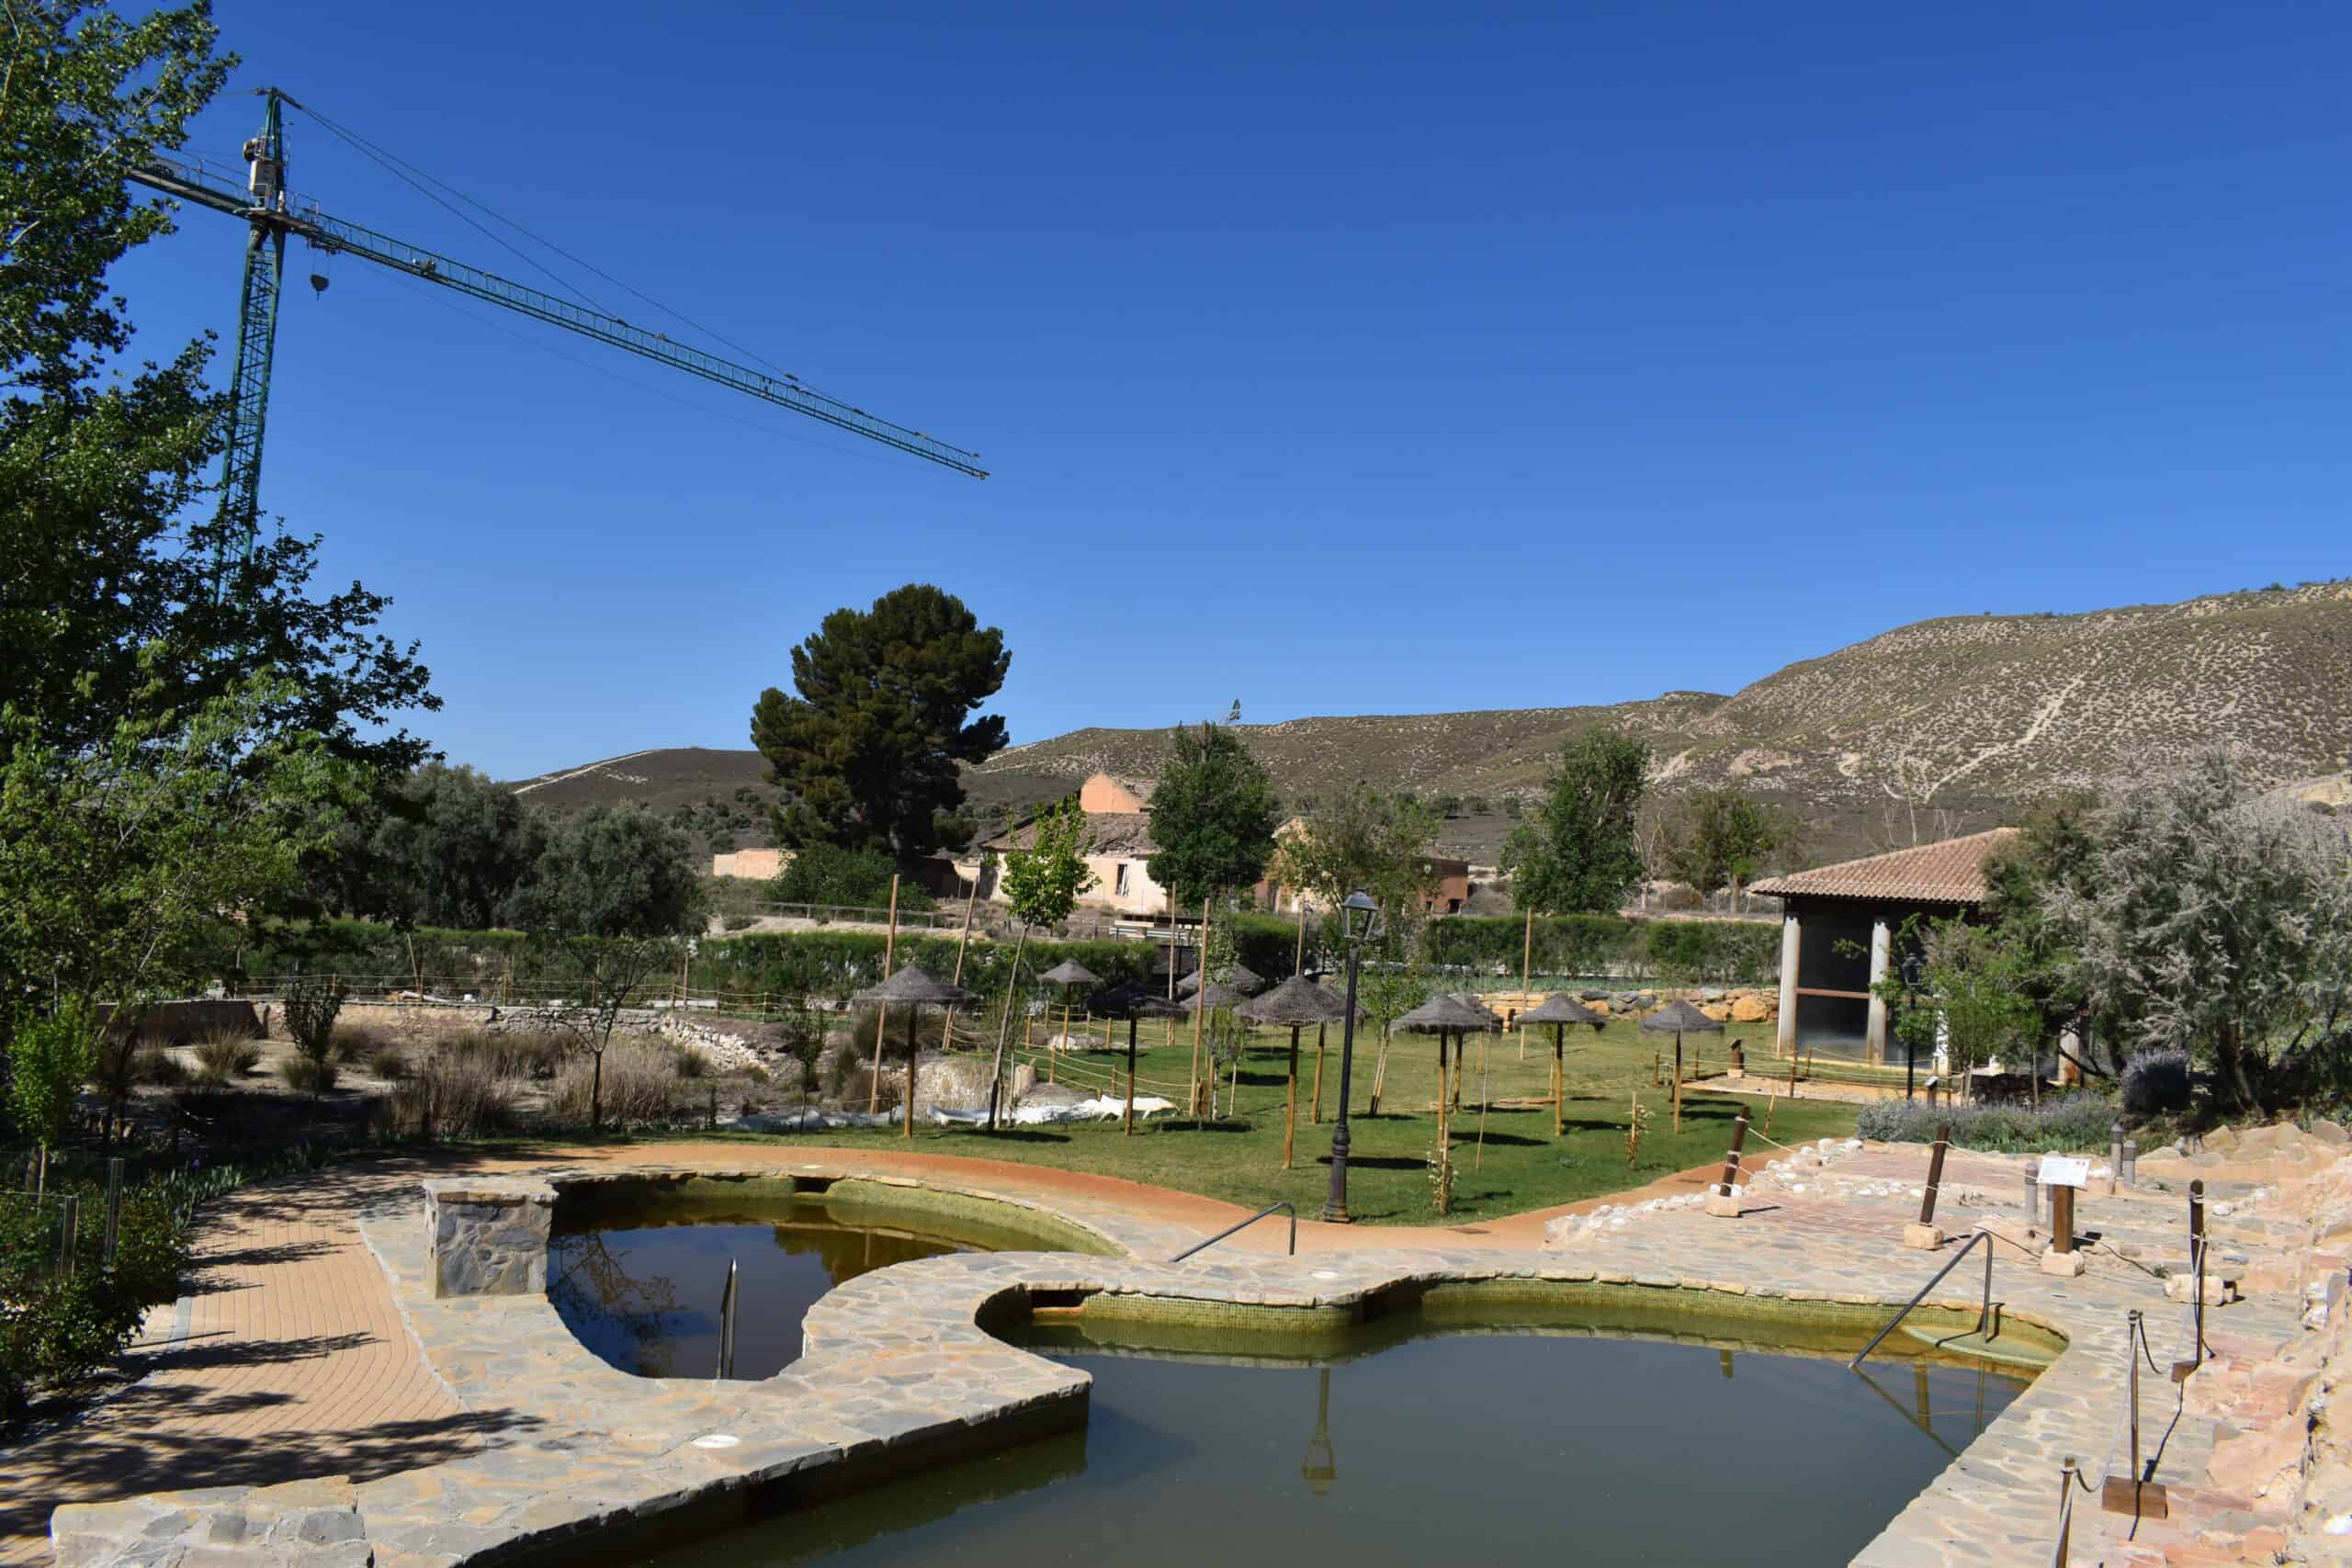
[39,1131,2352,1568]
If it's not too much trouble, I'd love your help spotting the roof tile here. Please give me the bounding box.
[1747,828,2019,906]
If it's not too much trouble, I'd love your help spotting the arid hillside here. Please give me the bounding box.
[507,581,2352,863]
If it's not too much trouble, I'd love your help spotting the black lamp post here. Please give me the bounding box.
[1322,890,1379,1224]
[1900,949,1925,1100]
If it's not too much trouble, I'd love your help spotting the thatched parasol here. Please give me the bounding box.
[1640,998,1721,1132]
[1035,960,1102,1087]
[1193,981,1249,1010]
[1522,993,1605,1139]
[1181,963,1265,998]
[850,964,975,1139]
[1093,980,1185,1134]
[1241,977,1352,1170]
[1394,996,1499,1213]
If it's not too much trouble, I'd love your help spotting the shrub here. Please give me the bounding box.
[282,974,346,1073]
[191,1032,261,1084]
[843,1004,951,1057]
[442,1029,564,1081]
[365,1043,408,1080]
[133,1045,187,1089]
[331,1022,384,1064]
[674,1047,708,1079]
[2122,1048,2195,1118]
[548,1041,684,1128]
[280,1057,338,1095]
[390,1051,518,1141]
[1854,1092,2121,1153]
[0,1188,189,1423]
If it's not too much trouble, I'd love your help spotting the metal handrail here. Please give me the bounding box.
[1170,1201,1295,1263]
[1851,1227,1997,1369]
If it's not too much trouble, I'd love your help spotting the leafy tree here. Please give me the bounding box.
[1271,784,1442,929]
[505,807,707,938]
[1873,917,2041,1097]
[547,935,681,1133]
[751,584,1009,862]
[4,1000,97,1159]
[1,1,436,778]
[0,673,362,1007]
[1662,786,1790,907]
[1501,732,1648,915]
[1146,720,1278,908]
[1977,792,2105,1059]
[771,842,936,913]
[2044,750,2352,1111]
[985,797,1096,1127]
[342,765,547,929]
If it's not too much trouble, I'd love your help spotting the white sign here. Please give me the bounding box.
[2038,1156,2091,1190]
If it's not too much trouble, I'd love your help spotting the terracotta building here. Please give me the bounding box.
[957,773,1173,919]
[1747,829,2018,1065]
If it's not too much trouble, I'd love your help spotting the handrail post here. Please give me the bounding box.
[1852,1229,1989,1369]
[2101,1310,2170,1517]
[1170,1201,1298,1263]
[715,1259,740,1382]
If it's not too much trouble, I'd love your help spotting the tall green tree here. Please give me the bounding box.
[986,796,1096,1127]
[1,1,436,777]
[1271,784,1442,927]
[504,807,707,938]
[1502,732,1649,915]
[1662,785,1791,906]
[751,584,1009,862]
[1146,720,1279,908]
[339,764,546,929]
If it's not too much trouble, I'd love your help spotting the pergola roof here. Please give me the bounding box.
[851,964,976,1008]
[1238,975,1351,1026]
[1747,829,2020,908]
[1639,998,1723,1034]
[1521,993,1605,1028]
[1395,995,1502,1034]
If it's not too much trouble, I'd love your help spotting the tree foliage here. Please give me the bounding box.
[1660,785,1791,901]
[343,765,546,929]
[1146,720,1278,908]
[1501,732,1648,915]
[3,999,97,1154]
[2043,750,2352,1111]
[503,807,707,938]
[751,584,1008,862]
[1271,784,1441,923]
[1874,916,2042,1089]
[770,841,935,913]
[999,797,1096,931]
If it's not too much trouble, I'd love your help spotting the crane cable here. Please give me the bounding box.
[286,101,830,397]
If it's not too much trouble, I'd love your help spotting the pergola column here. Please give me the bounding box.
[1864,917,1892,1066]
[1775,912,1802,1056]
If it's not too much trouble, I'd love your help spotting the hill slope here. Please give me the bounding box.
[506,581,2352,863]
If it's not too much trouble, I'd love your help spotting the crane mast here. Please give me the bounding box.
[130,89,987,570]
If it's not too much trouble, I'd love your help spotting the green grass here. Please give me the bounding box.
[609,1015,1860,1226]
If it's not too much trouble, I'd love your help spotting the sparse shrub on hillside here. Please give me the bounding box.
[192,1031,262,1083]
[548,1041,684,1128]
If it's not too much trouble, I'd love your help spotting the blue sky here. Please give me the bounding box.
[111,2,2352,779]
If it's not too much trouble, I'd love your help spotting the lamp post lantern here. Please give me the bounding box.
[1323,890,1379,1224]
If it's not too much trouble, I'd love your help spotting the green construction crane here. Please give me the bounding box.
[128,88,988,570]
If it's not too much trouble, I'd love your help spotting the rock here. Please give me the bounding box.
[2209,1411,2309,1500]
[1700,987,1727,1003]
[1729,996,1773,1023]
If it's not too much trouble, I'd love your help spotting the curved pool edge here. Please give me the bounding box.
[48,1152,2297,1568]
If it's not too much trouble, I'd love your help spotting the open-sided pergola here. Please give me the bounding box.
[1239,976,1352,1169]
[850,963,976,1139]
[1521,993,1605,1138]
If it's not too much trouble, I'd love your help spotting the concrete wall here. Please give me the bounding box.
[712,848,786,879]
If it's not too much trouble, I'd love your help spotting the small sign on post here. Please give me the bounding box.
[2040,1157,2089,1277]
[2038,1156,2091,1190]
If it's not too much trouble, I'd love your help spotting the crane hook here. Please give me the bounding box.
[309,273,331,297]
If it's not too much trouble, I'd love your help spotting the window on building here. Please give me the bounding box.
[1114,862,1131,896]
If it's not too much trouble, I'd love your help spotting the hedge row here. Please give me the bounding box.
[1422,914,1779,985]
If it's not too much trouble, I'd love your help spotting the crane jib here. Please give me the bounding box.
[126,155,988,479]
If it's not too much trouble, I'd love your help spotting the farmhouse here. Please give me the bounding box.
[958,773,1173,919]
[1255,818,1474,916]
[1747,828,2018,1065]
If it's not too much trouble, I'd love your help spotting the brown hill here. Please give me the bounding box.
[506,580,2352,863]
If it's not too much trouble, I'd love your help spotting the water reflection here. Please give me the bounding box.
[1299,1368,1337,1496]
[548,1213,976,1380]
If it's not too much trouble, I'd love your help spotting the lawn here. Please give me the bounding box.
[670,1013,1861,1225]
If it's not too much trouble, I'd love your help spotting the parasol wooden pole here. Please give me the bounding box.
[1474,1029,1493,1171]
[1672,1032,1683,1132]
[868,874,899,1114]
[1283,1024,1301,1168]
[1519,909,1532,1062]
[903,1006,918,1140]
[1311,1021,1327,1122]
[1188,897,1209,1118]
[1554,1022,1566,1138]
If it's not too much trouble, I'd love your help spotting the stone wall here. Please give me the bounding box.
[423,1178,555,1298]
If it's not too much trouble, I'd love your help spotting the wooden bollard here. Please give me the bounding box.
[1706,1109,1749,1216]
[1731,1042,1744,1075]
[2040,1181,2087,1277]
[1905,1123,1950,1248]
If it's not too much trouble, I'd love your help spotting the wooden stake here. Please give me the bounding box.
[903,1007,918,1141]
[1188,897,1209,1118]
[1672,1035,1683,1133]
[1311,1021,1327,1122]
[950,863,981,988]
[1518,909,1532,1062]
[869,874,900,1114]
[1553,1023,1566,1138]
[1474,1029,1493,1171]
[1764,1090,1776,1138]
[1124,1016,1138,1135]
[1284,1024,1301,1168]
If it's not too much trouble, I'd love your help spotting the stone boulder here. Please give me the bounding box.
[1729,995,1774,1023]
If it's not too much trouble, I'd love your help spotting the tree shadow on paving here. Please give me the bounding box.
[141,1331,380,1373]
[3,1407,545,1549]
[187,1238,340,1280]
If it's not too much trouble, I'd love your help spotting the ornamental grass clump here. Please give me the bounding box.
[548,1040,684,1128]
[191,1030,260,1083]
